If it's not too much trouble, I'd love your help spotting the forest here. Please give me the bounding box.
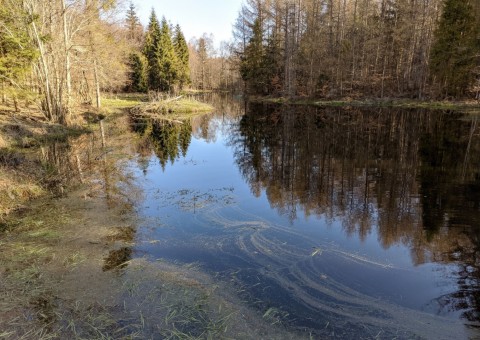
[0,0,480,125]
[234,0,480,99]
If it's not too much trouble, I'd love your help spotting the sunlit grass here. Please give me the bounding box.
[131,98,214,118]
[102,98,144,109]
[102,93,148,111]
[28,229,61,240]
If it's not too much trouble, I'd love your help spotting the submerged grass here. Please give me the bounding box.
[0,109,92,219]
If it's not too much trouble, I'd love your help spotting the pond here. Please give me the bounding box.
[128,96,480,338]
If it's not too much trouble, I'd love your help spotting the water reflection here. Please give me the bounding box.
[230,103,480,322]
[131,116,193,170]
[37,123,140,273]
[129,97,480,337]
[37,133,99,194]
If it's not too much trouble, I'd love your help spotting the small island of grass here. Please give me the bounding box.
[130,96,214,120]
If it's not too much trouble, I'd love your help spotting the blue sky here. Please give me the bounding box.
[132,0,244,45]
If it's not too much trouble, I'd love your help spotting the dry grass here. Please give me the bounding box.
[131,98,214,121]
[0,105,93,219]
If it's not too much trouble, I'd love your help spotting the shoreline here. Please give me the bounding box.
[249,96,480,112]
[0,104,305,339]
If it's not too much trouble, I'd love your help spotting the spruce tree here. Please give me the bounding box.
[263,32,282,95]
[173,24,190,90]
[240,19,267,95]
[430,0,480,98]
[143,9,162,91]
[128,52,148,93]
[157,18,179,92]
[125,3,142,43]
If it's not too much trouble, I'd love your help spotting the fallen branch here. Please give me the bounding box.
[164,95,183,103]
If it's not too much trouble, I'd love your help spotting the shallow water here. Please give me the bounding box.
[128,96,480,338]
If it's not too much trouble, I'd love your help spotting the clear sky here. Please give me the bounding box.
[132,0,244,45]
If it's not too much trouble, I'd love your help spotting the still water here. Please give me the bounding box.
[129,96,480,339]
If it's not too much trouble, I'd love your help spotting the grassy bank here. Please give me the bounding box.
[0,108,90,220]
[253,96,480,113]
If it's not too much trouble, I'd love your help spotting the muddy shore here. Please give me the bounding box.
[0,106,301,339]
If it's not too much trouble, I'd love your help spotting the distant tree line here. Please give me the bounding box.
[1,0,479,125]
[233,0,480,99]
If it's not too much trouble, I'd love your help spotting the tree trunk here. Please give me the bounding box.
[29,13,55,121]
[1,81,6,104]
[93,59,101,109]
[61,0,72,120]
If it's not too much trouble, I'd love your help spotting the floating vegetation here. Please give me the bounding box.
[310,247,323,257]
[151,188,237,213]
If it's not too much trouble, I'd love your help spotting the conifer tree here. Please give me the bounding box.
[263,32,282,95]
[143,9,162,90]
[128,52,148,92]
[240,19,267,94]
[157,18,179,92]
[0,6,38,101]
[173,24,190,89]
[430,0,480,98]
[125,2,143,44]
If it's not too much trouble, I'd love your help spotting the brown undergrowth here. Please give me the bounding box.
[0,104,93,220]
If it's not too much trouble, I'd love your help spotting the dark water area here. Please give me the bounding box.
[129,96,480,339]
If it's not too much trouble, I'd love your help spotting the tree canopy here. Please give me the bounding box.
[0,6,37,90]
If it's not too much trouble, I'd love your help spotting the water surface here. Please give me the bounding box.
[130,97,480,338]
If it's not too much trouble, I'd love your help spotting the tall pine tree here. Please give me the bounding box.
[143,10,163,91]
[125,2,143,44]
[430,0,480,98]
[156,18,179,92]
[240,19,268,95]
[173,24,190,90]
[128,52,148,92]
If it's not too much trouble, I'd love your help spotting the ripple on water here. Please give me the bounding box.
[136,201,471,339]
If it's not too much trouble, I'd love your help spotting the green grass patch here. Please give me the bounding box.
[28,229,60,240]
[131,98,214,120]
[101,93,148,117]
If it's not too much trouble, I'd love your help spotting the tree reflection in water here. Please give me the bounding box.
[229,103,480,322]
[131,116,193,170]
